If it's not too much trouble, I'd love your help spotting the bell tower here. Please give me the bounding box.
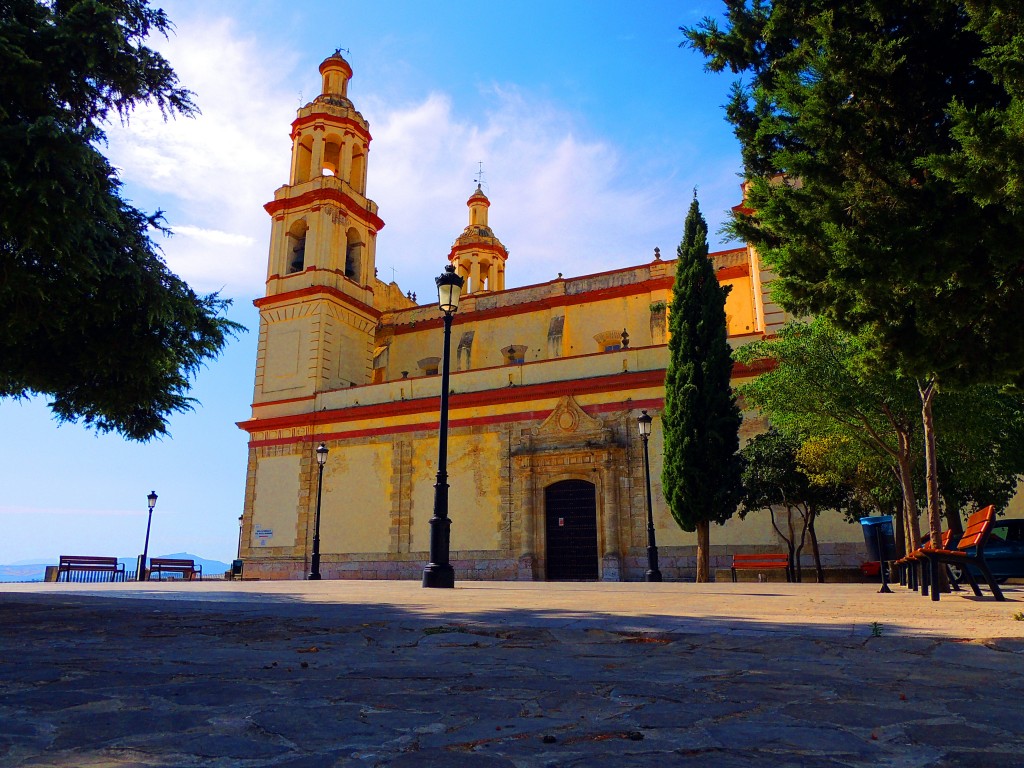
[253,51,384,403]
[449,185,508,294]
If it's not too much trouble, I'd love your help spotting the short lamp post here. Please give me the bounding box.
[423,263,465,589]
[638,411,662,582]
[309,442,329,580]
[138,490,157,581]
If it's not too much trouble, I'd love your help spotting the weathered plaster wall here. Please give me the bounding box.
[251,454,301,549]
[320,442,393,554]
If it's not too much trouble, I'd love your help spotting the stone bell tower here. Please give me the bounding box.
[253,51,385,403]
[449,185,508,294]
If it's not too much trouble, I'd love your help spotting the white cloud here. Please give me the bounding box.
[172,225,256,248]
[106,15,298,298]
[104,14,739,305]
[365,85,675,296]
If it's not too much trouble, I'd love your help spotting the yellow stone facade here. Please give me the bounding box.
[237,53,865,581]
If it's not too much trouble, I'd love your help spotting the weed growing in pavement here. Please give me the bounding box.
[1012,612,1024,622]
[870,622,883,637]
[423,625,468,635]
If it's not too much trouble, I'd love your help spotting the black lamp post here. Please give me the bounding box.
[138,490,157,581]
[638,410,662,582]
[423,263,465,589]
[309,441,329,580]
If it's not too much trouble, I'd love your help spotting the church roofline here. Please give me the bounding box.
[384,250,750,334]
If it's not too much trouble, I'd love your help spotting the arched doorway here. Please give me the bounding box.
[544,480,598,580]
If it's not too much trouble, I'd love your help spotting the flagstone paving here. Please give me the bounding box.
[0,581,1021,766]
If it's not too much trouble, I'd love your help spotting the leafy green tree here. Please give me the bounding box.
[797,435,899,522]
[0,0,241,440]
[737,319,1024,554]
[661,194,744,582]
[736,319,922,555]
[684,1,1024,550]
[934,388,1024,527]
[739,428,855,583]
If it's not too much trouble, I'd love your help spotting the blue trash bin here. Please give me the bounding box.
[860,515,897,593]
[860,516,898,562]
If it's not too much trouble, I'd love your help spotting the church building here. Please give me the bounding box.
[236,52,864,581]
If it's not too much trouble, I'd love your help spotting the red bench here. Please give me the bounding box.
[731,553,790,582]
[896,529,959,594]
[921,505,1004,602]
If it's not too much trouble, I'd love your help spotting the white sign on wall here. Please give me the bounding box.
[255,527,273,546]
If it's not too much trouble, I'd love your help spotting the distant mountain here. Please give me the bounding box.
[151,553,232,578]
[0,564,48,582]
[0,553,233,582]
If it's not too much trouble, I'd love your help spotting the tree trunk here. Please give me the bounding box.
[919,378,948,593]
[892,502,907,562]
[807,511,824,583]
[794,507,810,583]
[943,505,965,536]
[787,506,800,582]
[920,379,943,549]
[695,519,711,582]
[895,443,920,556]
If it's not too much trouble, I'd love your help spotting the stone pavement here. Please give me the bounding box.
[1,580,1022,767]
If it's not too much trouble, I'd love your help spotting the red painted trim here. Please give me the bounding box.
[238,369,668,436]
[717,264,750,280]
[253,394,316,408]
[264,188,385,231]
[240,360,767,448]
[246,396,668,449]
[387,249,748,335]
[246,346,769,413]
[732,357,776,376]
[391,276,677,335]
[253,284,382,319]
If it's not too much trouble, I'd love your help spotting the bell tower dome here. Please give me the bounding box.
[449,185,508,294]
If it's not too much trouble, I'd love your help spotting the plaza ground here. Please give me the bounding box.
[1,580,1022,766]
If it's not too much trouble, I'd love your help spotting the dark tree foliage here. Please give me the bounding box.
[683,1,1024,549]
[684,0,1022,386]
[739,428,855,582]
[930,1,1024,211]
[934,388,1024,525]
[661,194,744,582]
[0,0,241,440]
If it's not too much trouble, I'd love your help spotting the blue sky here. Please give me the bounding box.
[0,1,743,565]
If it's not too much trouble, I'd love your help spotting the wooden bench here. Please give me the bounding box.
[921,505,1004,601]
[896,529,958,593]
[57,555,125,583]
[148,558,202,581]
[731,553,790,582]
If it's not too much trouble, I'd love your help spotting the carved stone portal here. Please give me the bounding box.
[513,395,624,581]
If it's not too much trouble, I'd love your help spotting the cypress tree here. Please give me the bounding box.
[661,194,744,582]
